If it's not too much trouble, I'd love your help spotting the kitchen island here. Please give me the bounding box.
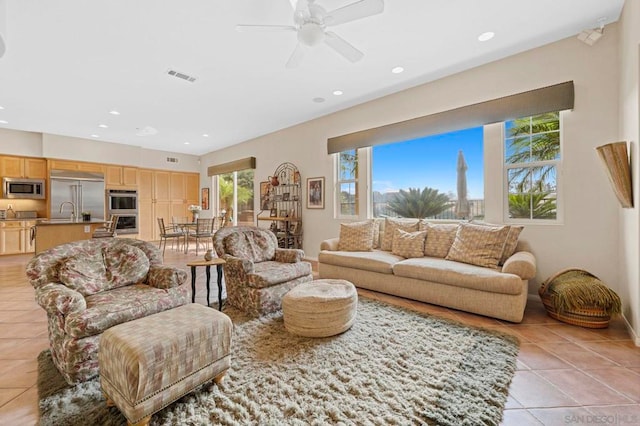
[34,219,109,255]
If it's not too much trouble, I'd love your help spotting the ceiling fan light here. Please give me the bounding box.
[298,23,324,46]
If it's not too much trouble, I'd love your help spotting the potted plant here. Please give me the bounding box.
[81,211,91,221]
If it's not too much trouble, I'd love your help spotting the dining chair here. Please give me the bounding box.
[157,218,185,256]
[188,218,215,255]
[92,214,120,238]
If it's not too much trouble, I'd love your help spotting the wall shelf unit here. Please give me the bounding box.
[257,162,302,249]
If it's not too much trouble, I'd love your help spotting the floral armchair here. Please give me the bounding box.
[26,238,189,384]
[213,226,313,316]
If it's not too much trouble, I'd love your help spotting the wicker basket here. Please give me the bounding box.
[539,268,619,329]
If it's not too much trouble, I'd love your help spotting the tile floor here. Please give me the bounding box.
[0,249,638,425]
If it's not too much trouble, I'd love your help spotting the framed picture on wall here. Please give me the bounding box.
[260,181,270,210]
[201,188,210,210]
[307,177,324,209]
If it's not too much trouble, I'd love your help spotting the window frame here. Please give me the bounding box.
[502,112,564,224]
[334,149,360,219]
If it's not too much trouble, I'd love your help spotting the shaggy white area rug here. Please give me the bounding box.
[38,298,519,425]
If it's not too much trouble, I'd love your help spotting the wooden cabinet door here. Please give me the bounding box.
[77,162,105,173]
[24,158,46,178]
[154,171,171,201]
[0,222,26,254]
[186,173,199,202]
[0,156,25,177]
[138,198,155,241]
[106,165,123,186]
[48,159,78,171]
[122,167,138,186]
[23,221,35,253]
[153,201,172,240]
[170,173,186,201]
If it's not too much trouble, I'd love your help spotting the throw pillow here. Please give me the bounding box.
[381,218,420,251]
[104,245,151,289]
[58,251,108,296]
[422,223,458,258]
[445,222,510,269]
[392,228,427,258]
[471,220,524,265]
[338,220,375,251]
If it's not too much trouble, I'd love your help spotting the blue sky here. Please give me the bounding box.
[372,127,484,199]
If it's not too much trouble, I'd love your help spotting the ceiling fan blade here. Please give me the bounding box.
[286,43,306,68]
[324,31,364,63]
[235,24,296,33]
[324,0,384,26]
[289,0,298,9]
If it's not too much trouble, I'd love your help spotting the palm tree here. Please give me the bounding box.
[387,187,450,218]
[508,192,556,219]
[506,112,560,191]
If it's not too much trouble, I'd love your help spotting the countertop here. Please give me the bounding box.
[35,219,108,226]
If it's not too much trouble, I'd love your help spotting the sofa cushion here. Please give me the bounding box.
[225,229,275,263]
[318,250,404,274]
[104,245,150,289]
[471,220,524,265]
[337,220,375,251]
[247,260,312,289]
[422,223,458,258]
[446,223,510,269]
[392,229,427,258]
[392,257,524,295]
[58,251,108,297]
[381,218,420,251]
[64,284,187,338]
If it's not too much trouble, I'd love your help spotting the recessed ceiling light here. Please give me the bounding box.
[202,134,209,137]
[333,90,343,96]
[98,124,108,128]
[0,106,4,110]
[391,66,404,74]
[478,31,495,42]
[109,110,120,115]
[184,142,190,145]
[91,134,99,138]
[0,120,8,124]
[312,97,325,103]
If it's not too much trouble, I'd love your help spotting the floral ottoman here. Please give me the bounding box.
[99,304,232,425]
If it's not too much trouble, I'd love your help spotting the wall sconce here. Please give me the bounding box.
[596,141,633,208]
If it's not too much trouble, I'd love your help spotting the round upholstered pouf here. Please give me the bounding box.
[282,279,358,338]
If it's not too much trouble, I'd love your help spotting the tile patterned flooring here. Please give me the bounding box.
[0,249,638,425]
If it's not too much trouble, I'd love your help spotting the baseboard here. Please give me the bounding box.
[621,314,640,346]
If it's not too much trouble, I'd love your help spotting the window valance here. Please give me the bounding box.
[327,81,574,154]
[207,156,256,176]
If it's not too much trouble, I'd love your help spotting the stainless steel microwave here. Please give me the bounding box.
[2,177,46,199]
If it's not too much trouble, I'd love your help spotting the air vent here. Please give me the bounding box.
[167,157,179,163]
[167,69,197,83]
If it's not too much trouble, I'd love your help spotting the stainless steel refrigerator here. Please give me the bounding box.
[49,170,105,220]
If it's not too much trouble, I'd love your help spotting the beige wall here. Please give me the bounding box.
[201,24,635,336]
[0,131,200,172]
[618,1,640,343]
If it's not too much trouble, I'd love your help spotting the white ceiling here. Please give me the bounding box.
[0,0,625,156]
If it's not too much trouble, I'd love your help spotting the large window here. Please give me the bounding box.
[218,169,254,226]
[504,112,561,221]
[371,127,484,220]
[336,149,358,217]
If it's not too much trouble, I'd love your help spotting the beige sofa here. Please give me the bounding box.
[318,219,536,323]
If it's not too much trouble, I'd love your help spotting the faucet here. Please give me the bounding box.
[59,201,77,221]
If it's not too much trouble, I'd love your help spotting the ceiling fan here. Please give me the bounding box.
[236,0,384,68]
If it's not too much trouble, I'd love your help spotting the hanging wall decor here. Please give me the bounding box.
[595,141,633,208]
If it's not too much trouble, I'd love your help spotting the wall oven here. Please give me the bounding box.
[106,189,138,234]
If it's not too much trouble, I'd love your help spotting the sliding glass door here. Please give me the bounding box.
[217,169,254,226]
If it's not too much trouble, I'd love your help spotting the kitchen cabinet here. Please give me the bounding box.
[0,156,47,179]
[0,220,36,254]
[48,159,105,174]
[137,169,199,241]
[106,165,138,188]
